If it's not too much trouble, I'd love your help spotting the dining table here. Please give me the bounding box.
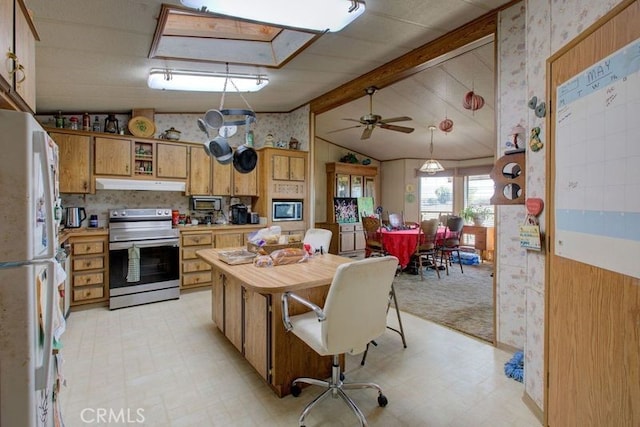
[379,226,448,269]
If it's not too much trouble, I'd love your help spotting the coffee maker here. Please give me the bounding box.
[230,204,248,225]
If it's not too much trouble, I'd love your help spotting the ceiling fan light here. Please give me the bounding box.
[147,69,268,92]
[419,159,444,175]
[179,0,365,32]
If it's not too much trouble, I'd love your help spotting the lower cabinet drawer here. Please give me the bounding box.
[73,272,104,287]
[183,260,212,273]
[73,286,104,302]
[182,271,212,286]
[182,247,204,260]
[73,257,104,271]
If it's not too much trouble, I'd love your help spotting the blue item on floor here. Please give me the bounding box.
[504,351,524,383]
[450,251,480,265]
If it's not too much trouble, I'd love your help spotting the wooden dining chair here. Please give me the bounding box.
[361,215,386,257]
[439,216,465,275]
[415,219,440,280]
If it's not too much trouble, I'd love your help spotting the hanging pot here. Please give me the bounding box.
[207,136,233,165]
[233,145,258,174]
[204,109,224,129]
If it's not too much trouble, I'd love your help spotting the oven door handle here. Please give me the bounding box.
[109,239,179,251]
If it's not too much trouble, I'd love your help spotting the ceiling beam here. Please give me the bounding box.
[309,9,498,114]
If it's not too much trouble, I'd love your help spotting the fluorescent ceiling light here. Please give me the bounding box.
[147,69,268,92]
[180,0,366,32]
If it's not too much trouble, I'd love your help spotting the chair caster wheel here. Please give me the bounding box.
[291,385,302,397]
[378,394,388,407]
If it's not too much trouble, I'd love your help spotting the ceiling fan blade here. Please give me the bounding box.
[379,123,414,133]
[361,126,374,140]
[380,116,412,124]
[326,124,362,134]
[342,118,362,123]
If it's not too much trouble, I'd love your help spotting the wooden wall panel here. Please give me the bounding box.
[547,1,640,426]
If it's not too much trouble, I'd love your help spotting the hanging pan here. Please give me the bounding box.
[204,109,224,129]
[233,145,257,174]
[207,136,233,165]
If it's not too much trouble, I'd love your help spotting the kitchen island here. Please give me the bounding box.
[196,248,353,397]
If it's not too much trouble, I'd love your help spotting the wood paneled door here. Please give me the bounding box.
[547,1,640,426]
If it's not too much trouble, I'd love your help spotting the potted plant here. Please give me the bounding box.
[460,205,491,225]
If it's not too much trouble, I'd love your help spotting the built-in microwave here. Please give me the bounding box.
[272,200,303,222]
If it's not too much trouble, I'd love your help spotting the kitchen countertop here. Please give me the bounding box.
[176,224,262,231]
[58,224,263,242]
[59,227,108,242]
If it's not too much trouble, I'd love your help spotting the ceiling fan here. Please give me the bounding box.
[329,86,414,140]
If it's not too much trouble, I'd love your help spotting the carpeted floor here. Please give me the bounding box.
[393,261,495,342]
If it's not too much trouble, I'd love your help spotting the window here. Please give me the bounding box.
[464,174,494,226]
[420,176,453,221]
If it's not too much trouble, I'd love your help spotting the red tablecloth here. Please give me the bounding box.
[380,227,448,268]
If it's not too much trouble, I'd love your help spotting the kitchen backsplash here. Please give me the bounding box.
[61,191,252,228]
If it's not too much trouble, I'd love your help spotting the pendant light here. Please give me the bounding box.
[419,125,444,175]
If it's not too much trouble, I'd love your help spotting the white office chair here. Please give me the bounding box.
[303,228,332,254]
[282,256,399,427]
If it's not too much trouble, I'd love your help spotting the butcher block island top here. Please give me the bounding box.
[196,248,354,397]
[196,248,353,293]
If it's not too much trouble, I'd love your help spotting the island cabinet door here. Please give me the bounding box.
[243,289,270,381]
[224,276,243,352]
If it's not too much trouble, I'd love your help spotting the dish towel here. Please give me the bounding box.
[127,245,140,282]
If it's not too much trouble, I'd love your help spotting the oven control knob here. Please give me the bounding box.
[120,211,127,216]
[157,210,163,216]
[164,210,170,215]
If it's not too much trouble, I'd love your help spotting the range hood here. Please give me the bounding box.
[95,178,186,192]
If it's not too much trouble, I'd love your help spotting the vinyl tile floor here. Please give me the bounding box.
[60,290,541,427]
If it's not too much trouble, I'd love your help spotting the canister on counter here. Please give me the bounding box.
[171,210,179,226]
[89,214,98,228]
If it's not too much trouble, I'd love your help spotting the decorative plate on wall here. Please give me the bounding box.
[128,116,155,137]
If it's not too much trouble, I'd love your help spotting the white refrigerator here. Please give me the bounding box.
[0,110,66,426]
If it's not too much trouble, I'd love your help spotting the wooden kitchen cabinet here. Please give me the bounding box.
[243,288,269,380]
[337,223,365,257]
[50,132,92,194]
[205,253,339,395]
[187,145,212,195]
[254,148,308,232]
[211,273,269,380]
[94,137,132,176]
[272,153,305,181]
[180,230,214,290]
[13,1,36,111]
[68,235,108,306]
[211,161,232,195]
[157,143,188,179]
[0,0,39,112]
[233,167,258,196]
[209,159,257,196]
[215,232,243,249]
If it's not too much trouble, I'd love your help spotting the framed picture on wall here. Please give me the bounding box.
[334,197,359,223]
[336,174,350,197]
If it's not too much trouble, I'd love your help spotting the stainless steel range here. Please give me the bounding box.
[108,208,180,310]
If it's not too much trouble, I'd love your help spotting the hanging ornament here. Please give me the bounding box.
[439,118,454,133]
[463,91,485,111]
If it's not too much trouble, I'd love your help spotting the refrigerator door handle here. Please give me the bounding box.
[35,261,55,391]
[34,131,57,262]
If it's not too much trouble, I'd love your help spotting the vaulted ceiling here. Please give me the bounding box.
[28,0,511,161]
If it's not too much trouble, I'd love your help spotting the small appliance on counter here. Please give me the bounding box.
[249,212,260,224]
[230,204,248,225]
[64,206,86,228]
